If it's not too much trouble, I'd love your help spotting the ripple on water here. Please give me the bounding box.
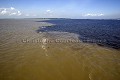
[0,19,120,80]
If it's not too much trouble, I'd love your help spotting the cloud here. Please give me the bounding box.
[45,10,53,17]
[83,13,104,17]
[1,9,7,15]
[0,7,38,17]
[0,7,22,16]
[10,7,15,10]
[17,11,22,16]
[46,10,51,13]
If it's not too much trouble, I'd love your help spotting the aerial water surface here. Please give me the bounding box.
[0,19,120,80]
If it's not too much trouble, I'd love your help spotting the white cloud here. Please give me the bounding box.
[1,9,7,15]
[83,13,104,17]
[10,7,15,10]
[45,10,53,14]
[9,12,17,15]
[17,11,22,16]
[46,10,51,12]
[0,7,22,16]
[0,7,38,17]
[45,10,53,17]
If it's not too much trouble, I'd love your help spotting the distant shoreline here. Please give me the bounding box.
[0,18,120,20]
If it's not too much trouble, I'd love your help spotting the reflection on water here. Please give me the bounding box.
[0,19,120,80]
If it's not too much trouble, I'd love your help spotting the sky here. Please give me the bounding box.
[0,0,120,19]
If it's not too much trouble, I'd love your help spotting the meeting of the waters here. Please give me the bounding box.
[0,19,120,80]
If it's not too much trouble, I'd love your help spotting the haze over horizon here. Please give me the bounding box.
[0,0,120,19]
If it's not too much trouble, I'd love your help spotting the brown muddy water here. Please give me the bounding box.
[0,19,120,80]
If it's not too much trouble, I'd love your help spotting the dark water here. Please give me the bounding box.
[36,19,120,49]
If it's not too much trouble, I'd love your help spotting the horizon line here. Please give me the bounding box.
[0,18,120,20]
